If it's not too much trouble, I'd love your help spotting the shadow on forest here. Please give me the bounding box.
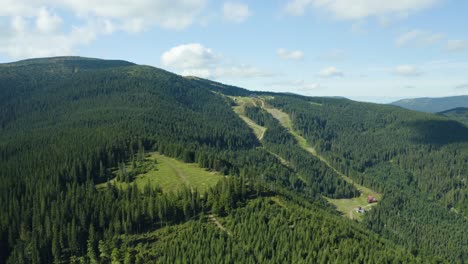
[404,119,468,146]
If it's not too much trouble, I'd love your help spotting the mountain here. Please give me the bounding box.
[438,107,468,125]
[391,95,468,113]
[1,57,466,263]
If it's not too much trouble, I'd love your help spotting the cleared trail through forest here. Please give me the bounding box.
[208,214,231,235]
[261,101,381,219]
[231,96,381,220]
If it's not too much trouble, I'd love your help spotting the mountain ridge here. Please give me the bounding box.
[391,95,468,113]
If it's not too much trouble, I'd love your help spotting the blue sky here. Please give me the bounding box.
[1,0,467,102]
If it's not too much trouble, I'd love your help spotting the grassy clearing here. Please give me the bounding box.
[96,152,222,193]
[326,191,381,221]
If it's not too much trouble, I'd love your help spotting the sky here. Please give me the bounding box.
[1,0,468,103]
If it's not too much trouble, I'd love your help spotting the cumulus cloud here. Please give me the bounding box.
[393,65,422,76]
[284,0,439,20]
[0,0,208,31]
[59,0,207,31]
[35,7,62,33]
[395,30,443,47]
[0,0,210,59]
[161,43,219,69]
[277,48,304,60]
[318,66,343,78]
[446,40,468,52]
[223,2,251,23]
[161,43,271,79]
[0,15,98,59]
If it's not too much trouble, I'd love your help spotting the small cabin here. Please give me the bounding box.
[367,195,377,203]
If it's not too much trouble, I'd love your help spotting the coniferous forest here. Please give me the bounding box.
[0,57,466,263]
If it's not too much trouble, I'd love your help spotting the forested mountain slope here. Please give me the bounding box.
[391,95,468,113]
[439,107,468,125]
[0,57,466,263]
[267,95,467,260]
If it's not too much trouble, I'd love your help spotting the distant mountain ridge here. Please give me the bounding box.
[390,95,468,113]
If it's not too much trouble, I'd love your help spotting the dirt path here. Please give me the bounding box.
[166,160,195,192]
[208,214,231,235]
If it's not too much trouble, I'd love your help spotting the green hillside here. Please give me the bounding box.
[0,57,466,263]
[439,107,468,125]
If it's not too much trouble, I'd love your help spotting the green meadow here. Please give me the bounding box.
[97,152,222,193]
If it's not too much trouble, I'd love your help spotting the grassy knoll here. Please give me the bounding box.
[96,152,222,193]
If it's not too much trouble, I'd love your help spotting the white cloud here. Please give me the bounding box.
[284,0,313,16]
[58,0,207,31]
[36,7,62,33]
[393,65,422,76]
[11,16,27,32]
[318,66,343,77]
[161,43,218,69]
[223,2,251,23]
[0,15,98,59]
[277,48,304,60]
[161,43,271,79]
[446,40,468,52]
[455,83,468,90]
[284,0,439,20]
[395,30,443,47]
[0,0,210,59]
[0,0,208,31]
